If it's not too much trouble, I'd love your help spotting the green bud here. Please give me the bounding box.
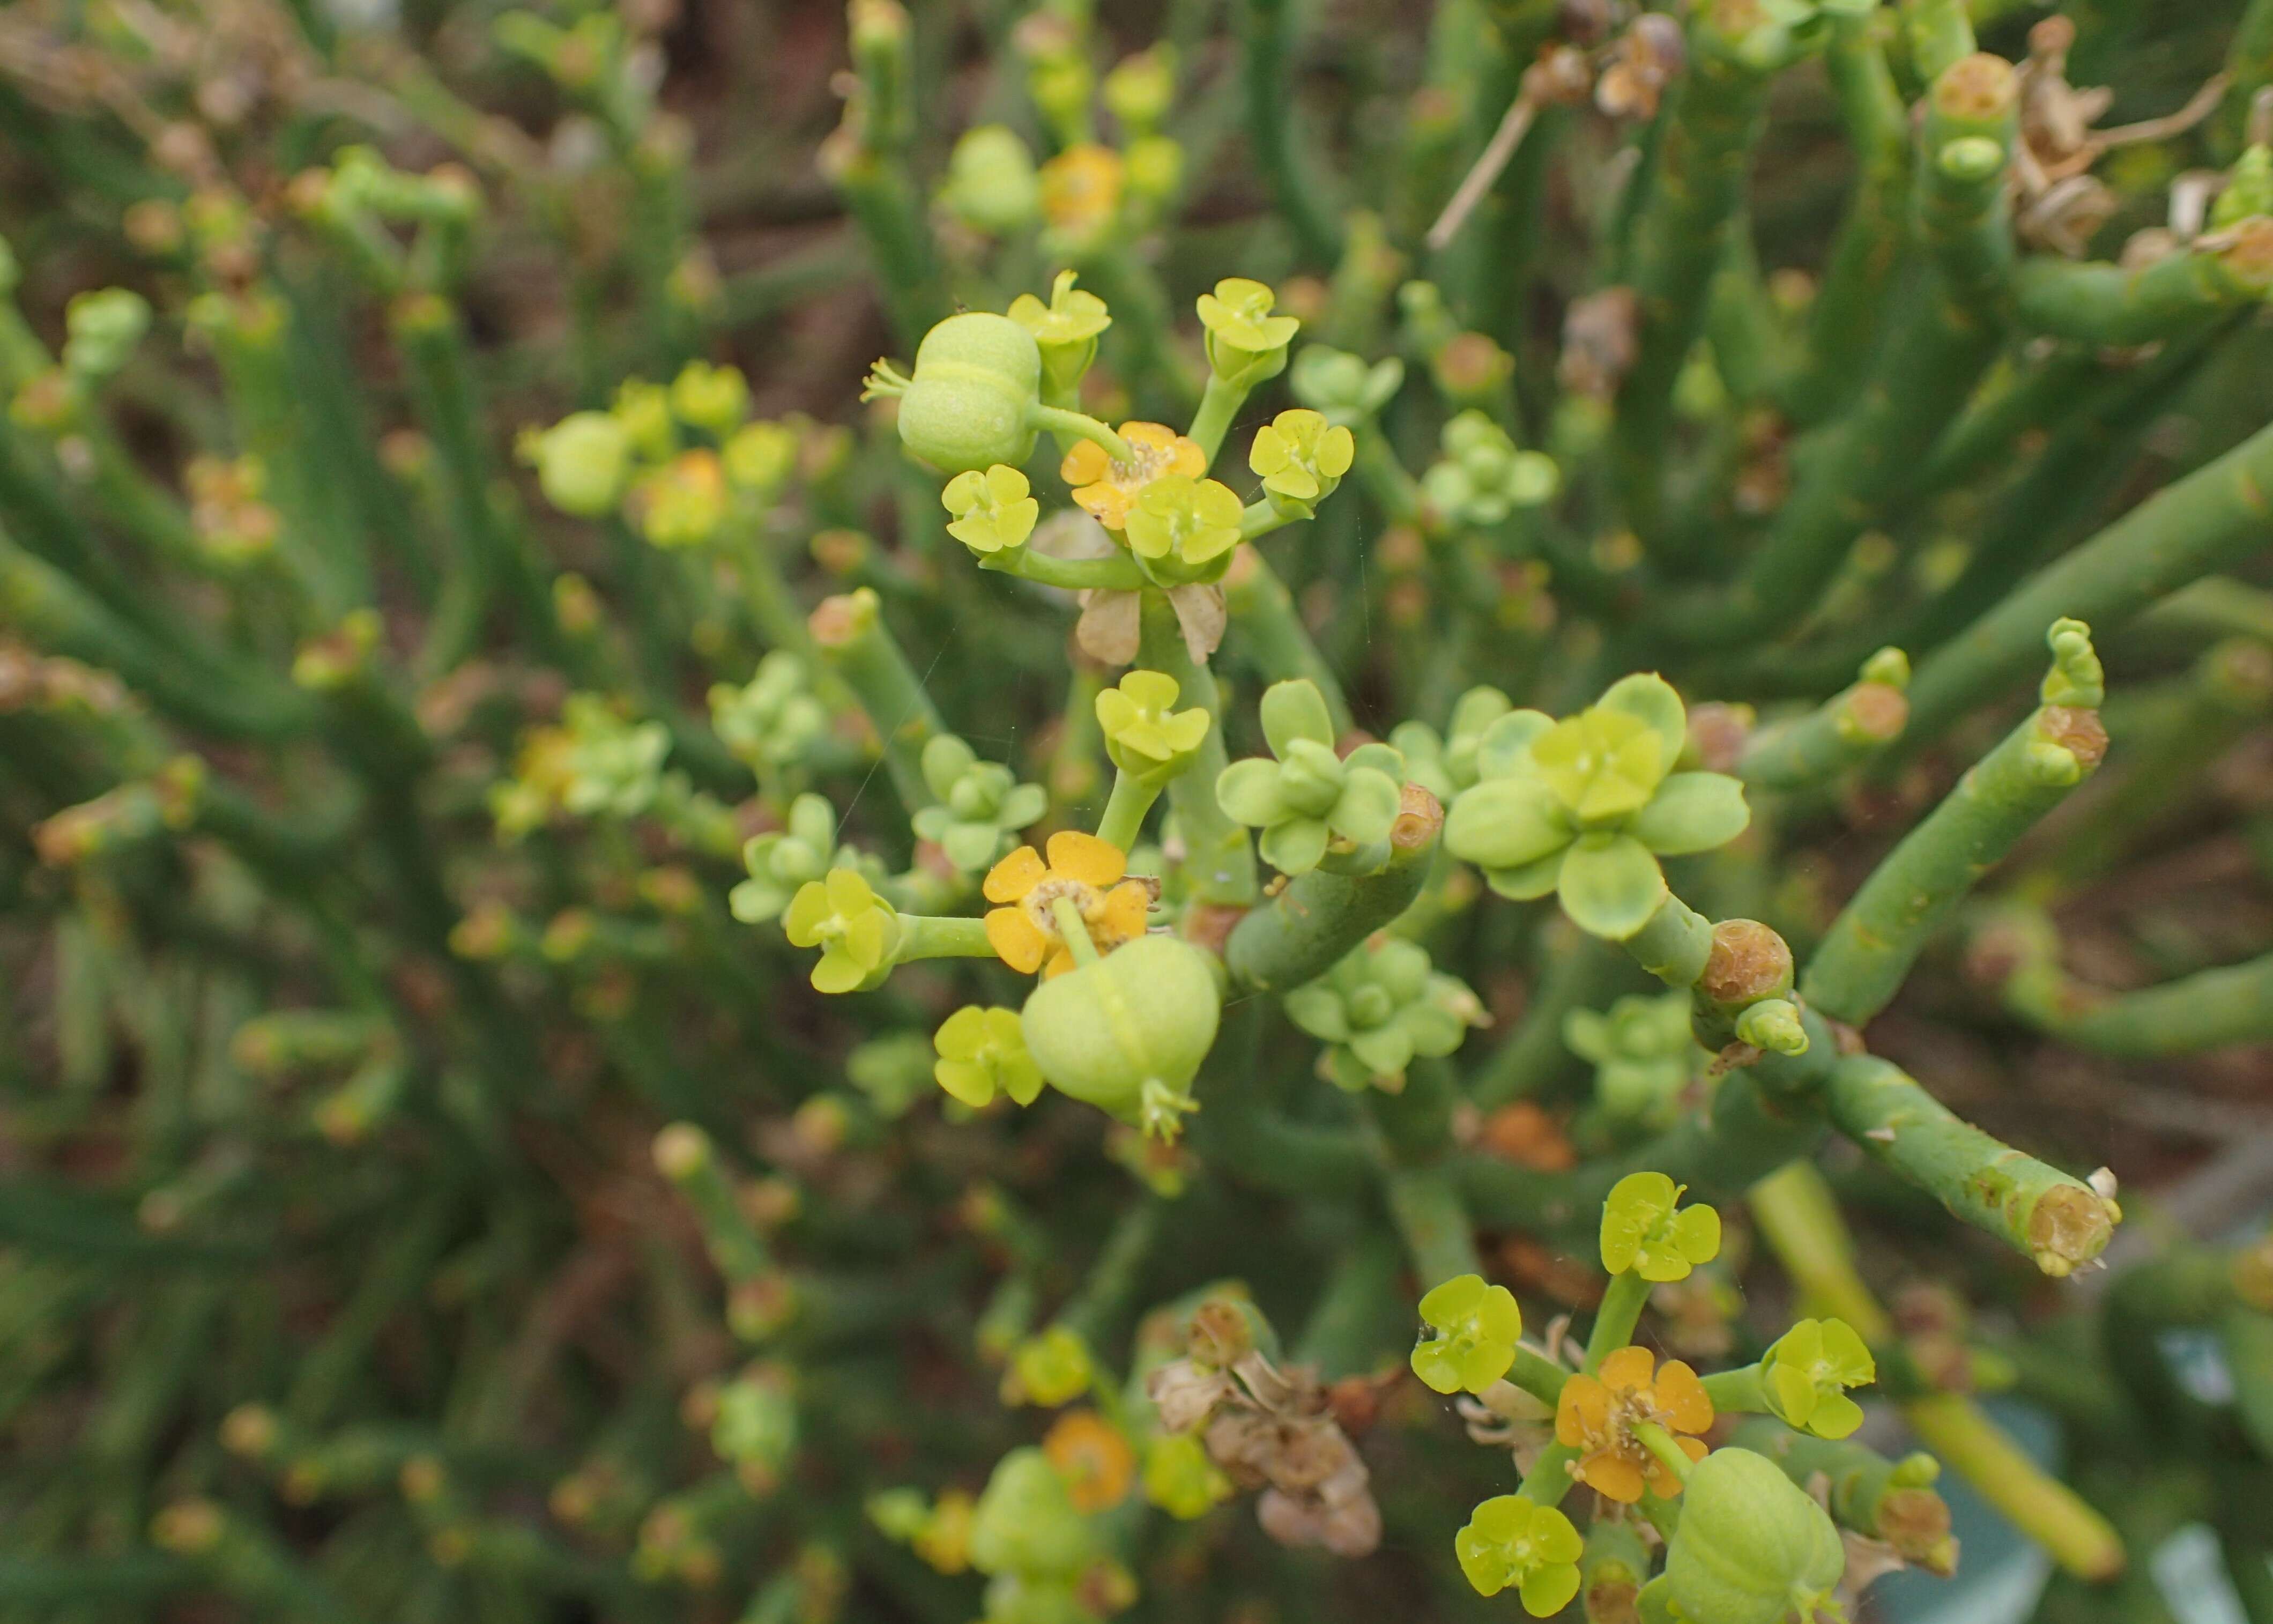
[845,1032,937,1118]
[62,287,151,380]
[867,313,1044,474]
[1290,345,1405,427]
[710,651,828,775]
[1659,1448,1846,1624]
[632,450,727,548]
[1102,46,1176,134]
[1454,1494,1584,1616]
[1096,670,1210,785]
[969,1447,1093,1577]
[1564,991,1697,1123]
[732,794,840,924]
[527,405,636,511]
[668,360,750,435]
[911,735,1046,871]
[612,378,678,461]
[782,867,903,993]
[1733,997,1808,1056]
[1123,134,1184,204]
[559,694,670,818]
[1019,935,1221,1138]
[1216,680,1402,876]
[1420,410,1558,528]
[1284,935,1485,1091]
[1141,1431,1230,1519]
[1004,1327,1096,1411]
[2040,616,2104,708]
[1410,1272,1522,1396]
[934,1005,1044,1109]
[723,419,798,494]
[1600,1171,1721,1282]
[710,1368,797,1490]
[1760,1318,1875,1439]
[1195,277,1299,385]
[941,125,1041,235]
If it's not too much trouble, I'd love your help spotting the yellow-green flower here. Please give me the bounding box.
[1096,670,1210,784]
[1409,1272,1522,1396]
[1005,1325,1095,1407]
[1762,1318,1876,1439]
[669,360,749,434]
[1141,1431,1231,1520]
[1196,277,1299,357]
[1248,407,1355,508]
[1123,474,1244,582]
[1007,268,1112,348]
[782,868,902,994]
[723,420,798,494]
[1454,1495,1583,1615]
[933,1005,1043,1109]
[941,464,1039,556]
[1600,1171,1722,1282]
[631,450,727,549]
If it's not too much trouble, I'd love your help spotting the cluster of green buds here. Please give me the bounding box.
[1390,685,1513,804]
[734,795,861,924]
[490,694,668,836]
[1283,935,1486,1092]
[1420,409,1559,529]
[1564,990,1700,1126]
[708,651,829,778]
[1445,674,1750,939]
[520,362,800,545]
[1216,679,1404,876]
[910,735,1047,872]
[1289,345,1406,429]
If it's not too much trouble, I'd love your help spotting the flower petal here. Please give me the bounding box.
[1630,772,1750,856]
[1047,829,1126,886]
[1595,672,1687,767]
[984,846,1048,904]
[1557,835,1666,940]
[986,908,1049,974]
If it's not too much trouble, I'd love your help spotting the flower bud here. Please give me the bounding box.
[62,287,151,380]
[969,1447,1094,1578]
[525,411,632,518]
[1195,277,1299,386]
[941,125,1041,235]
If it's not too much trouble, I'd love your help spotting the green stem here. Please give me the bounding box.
[1785,12,1911,425]
[1631,1421,1695,1486]
[654,1124,774,1285]
[1697,1365,1773,1415]
[1382,1163,1481,1286]
[894,914,996,962]
[1224,786,1439,990]
[1802,640,2105,1027]
[1584,1271,1652,1372]
[1222,550,1352,735]
[1621,893,1715,988]
[2012,247,2271,346]
[1737,669,1911,790]
[1094,769,1161,853]
[982,549,1145,592]
[811,588,945,815]
[1517,1442,1580,1510]
[1659,51,2017,649]
[1187,375,1252,469]
[2005,949,2273,1057]
[1239,0,1342,266]
[1050,895,1102,968]
[1028,405,1132,465]
[1902,414,2273,745]
[1138,592,1257,909]
[1611,13,1779,550]
[1820,1053,2117,1276]
[1901,1392,2124,1579]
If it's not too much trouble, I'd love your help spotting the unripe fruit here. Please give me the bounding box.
[893,313,1044,474]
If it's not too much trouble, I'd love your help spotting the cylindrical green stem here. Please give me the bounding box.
[1187,375,1253,469]
[810,587,945,815]
[1222,550,1351,735]
[1225,785,1440,991]
[1095,769,1162,852]
[1820,1054,2117,1277]
[1902,415,2273,743]
[2003,950,2273,1057]
[1585,1270,1652,1372]
[1239,0,1342,266]
[1138,592,1257,909]
[1803,666,2105,1027]
[894,914,996,963]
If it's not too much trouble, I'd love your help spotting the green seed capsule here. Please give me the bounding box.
[1019,935,1221,1136]
[889,313,1044,474]
[1660,1448,1845,1624]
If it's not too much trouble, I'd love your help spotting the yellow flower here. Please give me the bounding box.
[1042,1410,1135,1513]
[982,829,1152,978]
[1039,143,1124,240]
[1060,421,1206,531]
[1553,1346,1712,1504]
